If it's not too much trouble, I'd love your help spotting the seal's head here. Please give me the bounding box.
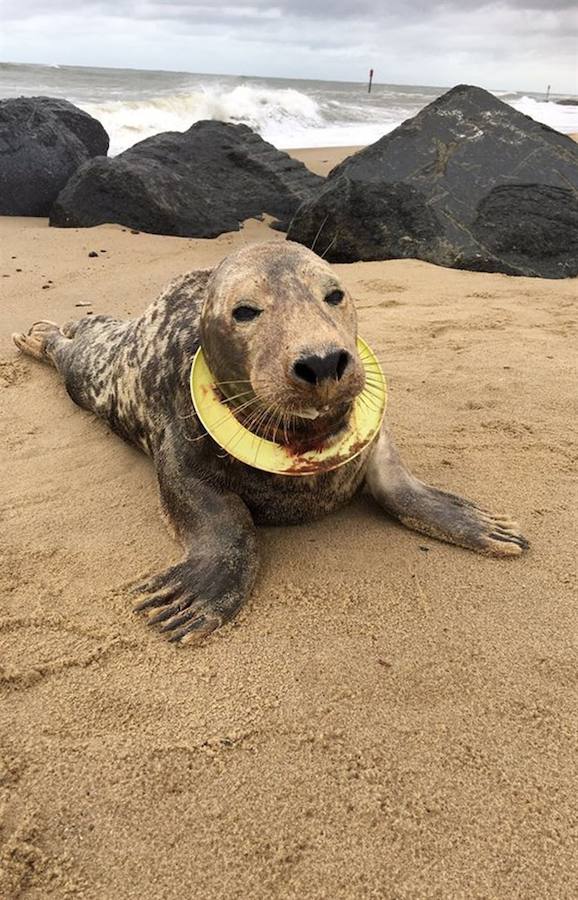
[200,241,365,446]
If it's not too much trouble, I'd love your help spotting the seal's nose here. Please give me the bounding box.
[293,349,350,385]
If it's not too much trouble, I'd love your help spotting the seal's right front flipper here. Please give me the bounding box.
[134,434,259,644]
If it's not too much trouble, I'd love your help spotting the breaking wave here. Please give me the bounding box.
[508,95,578,133]
[82,84,329,154]
[80,83,578,156]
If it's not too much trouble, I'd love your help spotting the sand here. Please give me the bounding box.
[1,146,576,900]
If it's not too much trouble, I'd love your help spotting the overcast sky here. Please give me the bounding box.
[1,1,576,93]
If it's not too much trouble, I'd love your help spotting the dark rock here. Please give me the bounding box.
[0,96,109,216]
[288,85,578,279]
[88,251,99,257]
[555,98,578,106]
[50,120,324,237]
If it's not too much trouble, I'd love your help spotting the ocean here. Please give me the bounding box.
[1,62,577,156]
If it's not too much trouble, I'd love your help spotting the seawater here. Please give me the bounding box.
[1,62,576,156]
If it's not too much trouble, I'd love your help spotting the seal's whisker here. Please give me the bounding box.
[251,402,278,464]
[362,373,385,383]
[242,401,271,438]
[262,403,279,445]
[359,354,386,368]
[259,401,280,439]
[190,395,262,441]
[358,393,381,412]
[359,384,380,401]
[359,354,388,369]
[310,214,329,254]
[263,402,283,448]
[361,367,387,379]
[361,380,385,393]
[282,408,290,445]
[253,402,275,439]
[320,235,336,260]
[183,431,207,444]
[242,403,265,433]
[272,403,285,443]
[219,389,255,405]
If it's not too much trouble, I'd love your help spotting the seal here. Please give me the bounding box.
[12,241,528,644]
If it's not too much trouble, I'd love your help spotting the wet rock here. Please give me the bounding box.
[0,96,109,216]
[50,120,323,237]
[288,85,578,279]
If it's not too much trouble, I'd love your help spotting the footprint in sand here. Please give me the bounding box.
[0,618,127,688]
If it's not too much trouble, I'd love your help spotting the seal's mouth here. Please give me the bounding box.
[214,386,352,454]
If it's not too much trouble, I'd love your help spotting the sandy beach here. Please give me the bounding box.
[1,146,576,899]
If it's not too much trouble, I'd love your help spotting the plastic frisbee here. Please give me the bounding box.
[190,337,386,476]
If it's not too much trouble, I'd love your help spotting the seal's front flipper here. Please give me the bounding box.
[134,545,255,643]
[366,426,529,557]
[134,435,258,644]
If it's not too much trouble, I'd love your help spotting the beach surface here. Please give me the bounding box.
[1,146,576,899]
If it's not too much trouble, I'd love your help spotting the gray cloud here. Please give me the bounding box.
[2,0,577,20]
[1,0,576,92]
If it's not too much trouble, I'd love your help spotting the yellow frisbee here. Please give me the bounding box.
[190,337,386,476]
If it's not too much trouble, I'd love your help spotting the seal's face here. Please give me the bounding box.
[200,241,365,446]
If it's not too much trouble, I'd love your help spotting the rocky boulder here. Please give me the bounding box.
[287,85,578,279]
[50,120,324,237]
[0,96,109,216]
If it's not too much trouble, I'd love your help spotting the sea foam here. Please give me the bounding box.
[79,83,578,156]
[82,84,328,154]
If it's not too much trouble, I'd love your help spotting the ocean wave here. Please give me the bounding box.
[509,95,578,133]
[82,83,325,154]
[77,82,578,156]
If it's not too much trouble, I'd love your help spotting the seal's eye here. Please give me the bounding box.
[325,289,345,306]
[233,305,262,322]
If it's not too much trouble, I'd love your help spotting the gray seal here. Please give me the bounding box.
[12,241,528,644]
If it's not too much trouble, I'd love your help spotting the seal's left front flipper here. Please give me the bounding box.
[134,431,259,644]
[366,426,529,557]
